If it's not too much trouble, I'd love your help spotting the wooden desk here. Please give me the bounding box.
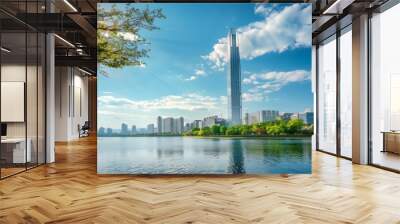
[1,138,31,163]
[382,131,400,154]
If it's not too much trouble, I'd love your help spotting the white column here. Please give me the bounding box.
[312,45,317,151]
[46,33,55,163]
[352,14,369,164]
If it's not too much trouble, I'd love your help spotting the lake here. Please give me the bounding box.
[97,137,311,174]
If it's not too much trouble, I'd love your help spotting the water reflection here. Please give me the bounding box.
[98,137,311,174]
[229,140,245,174]
[157,148,184,159]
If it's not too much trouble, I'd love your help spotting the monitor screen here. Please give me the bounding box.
[1,123,7,137]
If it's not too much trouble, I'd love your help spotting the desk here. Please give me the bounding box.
[382,131,400,154]
[1,138,31,163]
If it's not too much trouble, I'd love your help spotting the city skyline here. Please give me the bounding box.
[98,108,314,133]
[98,3,312,129]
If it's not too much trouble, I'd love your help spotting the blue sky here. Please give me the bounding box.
[98,3,312,129]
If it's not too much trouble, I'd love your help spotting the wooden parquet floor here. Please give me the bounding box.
[1,136,400,224]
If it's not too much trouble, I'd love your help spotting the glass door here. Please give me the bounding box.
[370,3,400,171]
[317,35,337,154]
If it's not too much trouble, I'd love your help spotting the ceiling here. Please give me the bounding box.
[0,0,394,75]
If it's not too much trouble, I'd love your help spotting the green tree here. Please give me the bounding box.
[211,125,220,135]
[286,119,304,134]
[97,4,165,74]
[301,124,314,135]
[219,125,227,135]
[251,123,266,135]
[240,125,252,136]
[192,130,199,136]
[266,124,284,136]
[199,127,211,136]
[226,126,240,135]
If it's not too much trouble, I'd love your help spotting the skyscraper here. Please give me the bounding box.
[157,116,162,134]
[260,110,279,122]
[121,123,129,135]
[147,124,155,134]
[174,117,184,134]
[106,128,113,136]
[162,117,174,133]
[131,125,136,135]
[299,112,314,124]
[227,29,242,125]
[98,127,105,136]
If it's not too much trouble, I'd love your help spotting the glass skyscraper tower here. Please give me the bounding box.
[227,29,242,125]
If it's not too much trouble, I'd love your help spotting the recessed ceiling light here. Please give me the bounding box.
[78,67,93,76]
[54,34,75,48]
[1,47,11,53]
[322,0,354,15]
[63,0,78,12]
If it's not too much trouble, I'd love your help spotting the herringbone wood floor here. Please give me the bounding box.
[1,137,400,224]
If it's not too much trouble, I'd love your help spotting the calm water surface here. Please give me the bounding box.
[98,137,311,174]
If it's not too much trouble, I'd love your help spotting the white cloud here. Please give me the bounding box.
[185,68,207,81]
[254,3,278,15]
[185,76,197,81]
[98,93,228,128]
[242,92,264,102]
[202,38,228,71]
[195,69,206,76]
[242,70,310,102]
[204,4,311,70]
[98,93,224,112]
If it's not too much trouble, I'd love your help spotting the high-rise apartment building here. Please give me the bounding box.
[281,112,294,121]
[147,124,155,134]
[244,110,280,125]
[98,127,105,136]
[184,123,191,132]
[162,117,174,133]
[260,110,279,122]
[191,120,203,129]
[106,128,113,136]
[157,116,162,134]
[174,117,184,134]
[121,123,129,135]
[227,29,242,125]
[243,113,249,125]
[248,112,261,124]
[131,125,136,135]
[299,112,314,124]
[203,115,218,127]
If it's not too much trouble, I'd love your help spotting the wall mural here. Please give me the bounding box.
[97,3,313,174]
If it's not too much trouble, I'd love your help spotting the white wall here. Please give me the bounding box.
[1,64,26,138]
[1,62,47,164]
[55,67,89,141]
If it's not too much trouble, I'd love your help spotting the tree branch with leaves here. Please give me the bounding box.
[97,4,165,75]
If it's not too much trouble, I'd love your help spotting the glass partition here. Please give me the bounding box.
[317,35,337,154]
[1,31,28,177]
[339,27,352,158]
[370,3,400,171]
[27,30,38,169]
[0,1,46,179]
